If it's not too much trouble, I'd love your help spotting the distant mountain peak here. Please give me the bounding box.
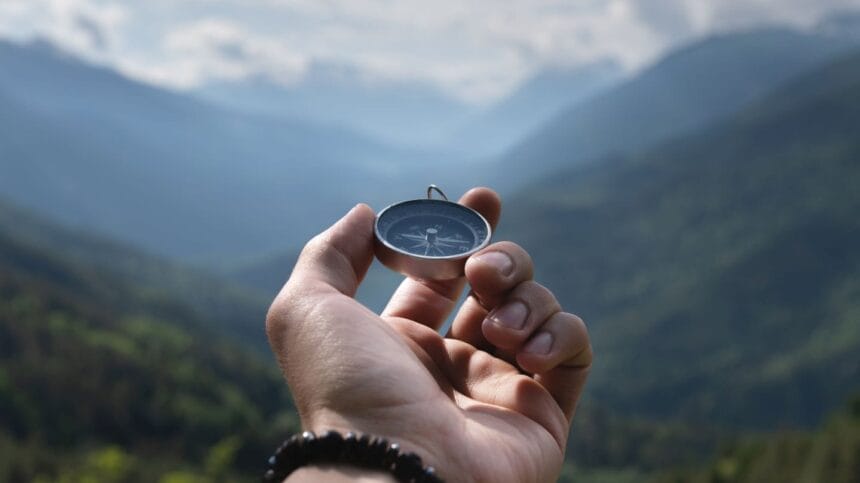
[1,36,80,64]
[444,58,623,156]
[496,26,859,190]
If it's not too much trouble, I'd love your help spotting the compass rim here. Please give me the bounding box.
[374,198,492,261]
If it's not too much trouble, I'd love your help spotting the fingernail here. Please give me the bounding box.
[475,251,514,276]
[523,332,553,355]
[488,301,529,330]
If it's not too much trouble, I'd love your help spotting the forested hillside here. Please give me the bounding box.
[503,50,860,428]
[0,200,268,349]
[654,396,860,483]
[0,201,296,482]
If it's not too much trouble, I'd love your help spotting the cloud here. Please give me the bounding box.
[74,13,108,51]
[173,0,662,101]
[2,0,860,102]
[633,0,696,39]
[123,18,307,88]
[0,0,127,59]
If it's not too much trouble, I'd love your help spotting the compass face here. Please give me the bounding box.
[375,199,490,259]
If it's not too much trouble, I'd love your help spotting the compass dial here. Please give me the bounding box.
[375,200,490,259]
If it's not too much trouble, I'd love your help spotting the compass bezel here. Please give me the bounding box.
[374,198,492,280]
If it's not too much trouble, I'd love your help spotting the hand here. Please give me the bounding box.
[266,188,592,483]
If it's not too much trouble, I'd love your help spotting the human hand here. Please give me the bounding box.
[266,188,592,483]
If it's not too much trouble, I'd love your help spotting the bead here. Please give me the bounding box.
[367,437,390,469]
[383,442,401,467]
[356,434,372,465]
[342,432,360,462]
[393,452,423,481]
[421,467,444,483]
[317,430,344,460]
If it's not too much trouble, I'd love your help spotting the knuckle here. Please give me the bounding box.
[300,233,328,260]
[551,312,594,368]
[572,314,588,333]
[512,281,560,313]
[264,282,307,344]
[553,312,589,337]
[264,290,291,339]
[520,280,555,300]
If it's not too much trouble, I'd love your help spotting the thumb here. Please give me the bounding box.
[288,203,376,298]
[266,204,402,418]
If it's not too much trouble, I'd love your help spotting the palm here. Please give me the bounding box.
[386,312,566,483]
[267,190,590,483]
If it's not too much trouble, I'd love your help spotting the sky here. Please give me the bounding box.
[1,0,859,103]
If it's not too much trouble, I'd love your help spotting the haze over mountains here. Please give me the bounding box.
[200,59,623,157]
[0,38,623,264]
[227,26,860,307]
[2,26,857,268]
[198,62,476,151]
[448,60,623,156]
[0,39,441,262]
[496,27,860,189]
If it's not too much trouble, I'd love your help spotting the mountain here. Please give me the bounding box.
[817,10,860,41]
[0,198,296,481]
[0,197,268,349]
[449,60,623,156]
[197,61,474,150]
[227,27,857,301]
[496,28,859,190]
[0,39,437,263]
[502,49,860,428]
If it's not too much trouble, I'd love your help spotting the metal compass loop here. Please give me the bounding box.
[426,184,448,201]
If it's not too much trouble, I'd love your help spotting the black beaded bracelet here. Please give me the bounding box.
[263,430,444,483]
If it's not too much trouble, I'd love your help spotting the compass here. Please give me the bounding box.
[374,185,492,280]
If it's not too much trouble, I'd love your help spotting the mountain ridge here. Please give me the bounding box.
[495,27,859,190]
[502,48,860,428]
[0,38,429,263]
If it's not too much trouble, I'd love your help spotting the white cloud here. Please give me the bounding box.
[123,18,307,88]
[0,0,127,60]
[2,0,860,102]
